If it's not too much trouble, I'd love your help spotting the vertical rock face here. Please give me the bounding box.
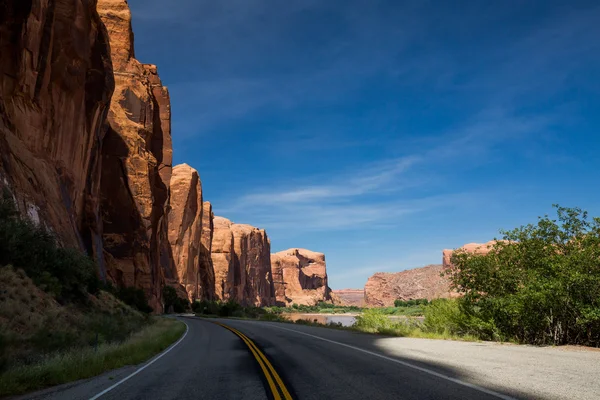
[199,201,215,299]
[211,217,235,301]
[231,224,274,306]
[167,164,215,302]
[0,0,113,254]
[210,217,274,306]
[97,0,173,312]
[442,241,497,269]
[271,249,332,306]
[363,264,456,307]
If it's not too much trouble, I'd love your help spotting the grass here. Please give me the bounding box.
[0,318,186,397]
[195,307,479,342]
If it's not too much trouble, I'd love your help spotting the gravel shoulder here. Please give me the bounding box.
[229,319,600,400]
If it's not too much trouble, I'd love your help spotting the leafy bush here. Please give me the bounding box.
[354,309,393,332]
[162,286,189,313]
[116,286,153,314]
[394,298,428,307]
[0,191,98,303]
[446,206,600,346]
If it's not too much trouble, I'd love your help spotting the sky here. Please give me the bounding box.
[128,0,600,290]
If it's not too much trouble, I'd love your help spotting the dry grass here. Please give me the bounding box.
[0,266,149,380]
[0,318,185,397]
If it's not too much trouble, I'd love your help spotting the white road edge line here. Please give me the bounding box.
[262,323,516,400]
[88,319,189,400]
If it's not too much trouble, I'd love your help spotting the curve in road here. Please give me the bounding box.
[21,316,600,400]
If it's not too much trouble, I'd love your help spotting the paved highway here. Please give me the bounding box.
[23,316,600,400]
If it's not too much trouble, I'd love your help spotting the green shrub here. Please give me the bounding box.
[117,286,153,314]
[354,309,393,332]
[0,191,98,303]
[446,205,600,346]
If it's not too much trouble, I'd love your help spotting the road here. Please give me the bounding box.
[22,316,600,400]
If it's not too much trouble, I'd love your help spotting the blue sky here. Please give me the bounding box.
[128,0,600,289]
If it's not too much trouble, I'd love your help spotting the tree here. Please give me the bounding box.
[162,286,178,313]
[446,205,600,346]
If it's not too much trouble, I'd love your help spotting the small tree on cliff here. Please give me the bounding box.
[446,205,600,346]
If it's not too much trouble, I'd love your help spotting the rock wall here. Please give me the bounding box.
[271,248,332,306]
[97,0,173,312]
[332,289,365,307]
[0,0,113,256]
[442,241,497,269]
[199,201,215,299]
[364,264,456,307]
[210,217,274,306]
[167,164,215,302]
[0,0,334,312]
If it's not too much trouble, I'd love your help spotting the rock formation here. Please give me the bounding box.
[271,249,332,306]
[167,164,215,302]
[442,241,497,269]
[332,289,365,307]
[0,0,113,255]
[97,0,173,312]
[364,265,456,307]
[0,0,335,312]
[210,217,274,306]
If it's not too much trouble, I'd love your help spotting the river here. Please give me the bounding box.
[282,313,424,327]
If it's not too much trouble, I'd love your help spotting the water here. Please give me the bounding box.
[283,313,357,327]
[282,313,425,327]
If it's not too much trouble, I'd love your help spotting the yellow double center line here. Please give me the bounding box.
[214,322,293,400]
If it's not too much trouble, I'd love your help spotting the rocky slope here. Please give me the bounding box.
[364,264,456,307]
[332,289,365,307]
[271,249,332,306]
[97,0,174,311]
[210,217,275,306]
[0,0,113,255]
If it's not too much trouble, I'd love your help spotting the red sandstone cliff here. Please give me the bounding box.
[0,0,334,312]
[271,249,332,306]
[167,164,215,302]
[0,0,113,257]
[210,217,274,306]
[364,265,456,307]
[97,0,173,312]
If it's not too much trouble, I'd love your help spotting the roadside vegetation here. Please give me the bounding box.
[444,205,600,346]
[0,192,185,396]
[0,317,185,396]
[265,299,428,316]
[195,206,600,347]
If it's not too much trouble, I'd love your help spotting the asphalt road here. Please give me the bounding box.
[22,316,600,400]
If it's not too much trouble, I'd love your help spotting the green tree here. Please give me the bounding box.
[446,205,600,346]
[162,286,178,313]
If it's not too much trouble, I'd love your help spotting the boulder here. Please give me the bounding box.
[0,0,113,258]
[97,0,173,312]
[271,249,332,306]
[364,265,456,307]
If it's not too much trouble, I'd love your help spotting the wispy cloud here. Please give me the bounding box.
[240,156,419,206]
[220,104,554,234]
